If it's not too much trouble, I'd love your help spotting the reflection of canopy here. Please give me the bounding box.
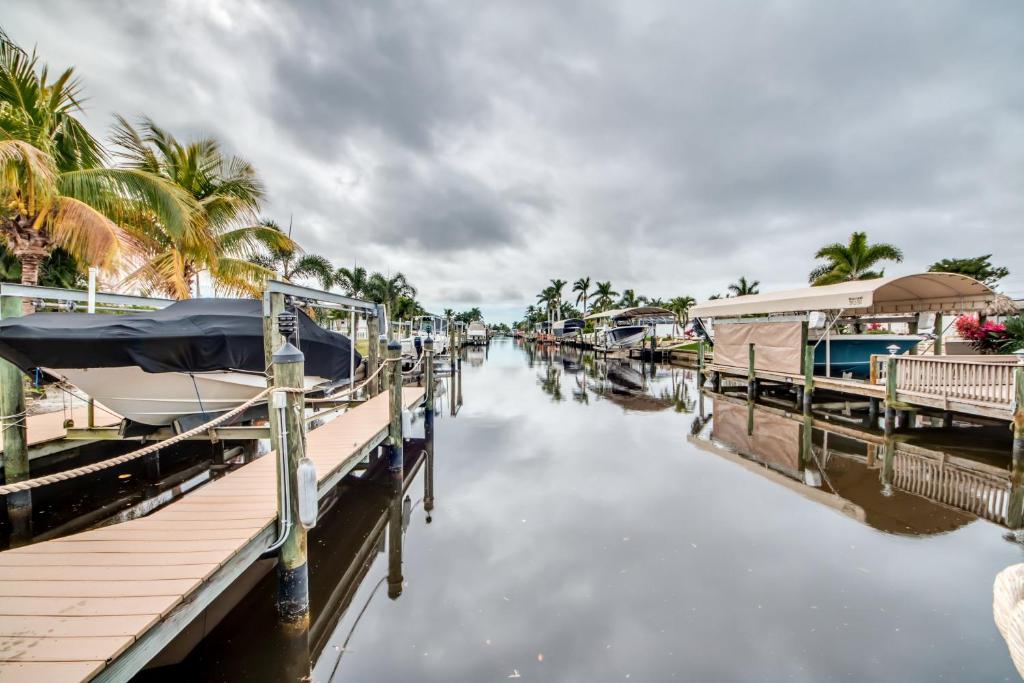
[703,396,974,536]
[690,273,1010,317]
[584,306,675,321]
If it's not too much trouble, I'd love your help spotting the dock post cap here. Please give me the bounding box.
[387,341,402,352]
[273,341,305,364]
[424,336,434,347]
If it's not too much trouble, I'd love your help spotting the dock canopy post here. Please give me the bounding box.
[388,342,404,473]
[0,294,31,544]
[272,315,311,628]
[367,309,380,397]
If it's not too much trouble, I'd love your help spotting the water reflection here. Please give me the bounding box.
[142,341,1024,681]
[536,346,696,413]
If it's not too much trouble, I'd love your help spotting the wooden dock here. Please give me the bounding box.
[0,387,424,682]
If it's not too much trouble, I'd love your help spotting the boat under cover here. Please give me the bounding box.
[812,334,921,379]
[0,298,361,425]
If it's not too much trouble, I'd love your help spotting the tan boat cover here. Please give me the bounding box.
[713,320,804,374]
[691,273,1006,317]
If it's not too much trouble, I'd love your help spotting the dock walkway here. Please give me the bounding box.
[0,387,424,682]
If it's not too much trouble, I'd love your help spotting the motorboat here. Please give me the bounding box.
[582,307,674,351]
[466,321,488,345]
[0,298,361,426]
[552,318,584,342]
[811,334,921,378]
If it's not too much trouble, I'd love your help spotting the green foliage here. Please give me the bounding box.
[728,276,759,296]
[0,243,83,287]
[928,255,1009,287]
[455,307,483,323]
[809,231,903,286]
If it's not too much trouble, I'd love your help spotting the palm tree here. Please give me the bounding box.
[619,289,640,307]
[536,286,556,321]
[334,264,370,299]
[572,276,591,317]
[668,295,697,323]
[808,231,903,286]
[1,40,194,289]
[591,281,618,312]
[365,271,416,319]
[728,276,760,297]
[248,219,333,289]
[111,116,289,297]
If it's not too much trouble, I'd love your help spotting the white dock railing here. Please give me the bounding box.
[871,354,1020,405]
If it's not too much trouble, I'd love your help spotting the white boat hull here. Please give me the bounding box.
[48,367,326,426]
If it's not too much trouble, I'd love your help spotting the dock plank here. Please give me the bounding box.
[0,660,104,682]
[0,615,157,639]
[0,388,424,682]
[0,636,133,662]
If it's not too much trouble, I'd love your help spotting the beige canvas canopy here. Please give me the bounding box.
[584,306,675,321]
[690,273,1011,318]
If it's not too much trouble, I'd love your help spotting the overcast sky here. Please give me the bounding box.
[7,1,1024,322]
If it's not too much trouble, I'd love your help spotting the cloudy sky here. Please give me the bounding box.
[6,0,1024,321]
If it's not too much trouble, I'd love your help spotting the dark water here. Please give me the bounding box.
[150,339,1024,681]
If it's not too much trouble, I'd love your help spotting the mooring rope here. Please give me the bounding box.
[0,357,400,496]
[402,352,425,376]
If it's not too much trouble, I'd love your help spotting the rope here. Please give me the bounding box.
[402,353,425,376]
[0,358,401,496]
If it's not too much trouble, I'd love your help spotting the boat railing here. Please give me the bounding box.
[870,354,1021,405]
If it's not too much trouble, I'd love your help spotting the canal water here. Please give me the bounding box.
[146,338,1024,681]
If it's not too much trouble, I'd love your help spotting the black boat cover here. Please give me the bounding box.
[0,298,361,380]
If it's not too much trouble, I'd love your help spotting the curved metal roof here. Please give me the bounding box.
[584,305,675,320]
[690,273,1008,317]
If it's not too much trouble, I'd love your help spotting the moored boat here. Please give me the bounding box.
[0,298,361,426]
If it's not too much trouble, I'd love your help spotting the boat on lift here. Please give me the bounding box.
[583,306,673,351]
[0,298,361,427]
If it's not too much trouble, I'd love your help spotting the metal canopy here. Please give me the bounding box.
[689,273,1009,318]
[0,282,174,310]
[584,306,675,321]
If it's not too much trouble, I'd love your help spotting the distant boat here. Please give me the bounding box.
[0,299,361,426]
[812,334,921,378]
[583,306,673,351]
[552,318,584,341]
[466,321,488,345]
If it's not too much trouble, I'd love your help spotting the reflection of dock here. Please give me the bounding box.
[0,388,425,682]
[694,392,1018,532]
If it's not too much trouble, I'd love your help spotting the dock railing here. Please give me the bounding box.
[871,354,1020,406]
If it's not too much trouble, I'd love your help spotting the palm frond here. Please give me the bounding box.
[48,196,123,267]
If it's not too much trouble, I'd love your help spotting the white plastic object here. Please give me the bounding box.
[271,389,288,409]
[807,311,826,329]
[296,457,318,529]
[803,468,823,488]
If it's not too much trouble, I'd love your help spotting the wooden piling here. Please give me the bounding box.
[388,342,404,472]
[387,480,404,599]
[423,337,435,515]
[933,313,944,356]
[449,319,457,371]
[908,317,919,355]
[1,294,31,544]
[697,340,706,386]
[802,344,814,416]
[367,310,380,397]
[1013,366,1024,465]
[1009,366,1024,528]
[884,356,897,438]
[273,335,310,625]
[747,343,757,402]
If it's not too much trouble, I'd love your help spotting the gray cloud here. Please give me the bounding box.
[5,0,1024,322]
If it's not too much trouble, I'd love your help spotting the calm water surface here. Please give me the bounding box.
[154,339,1024,681]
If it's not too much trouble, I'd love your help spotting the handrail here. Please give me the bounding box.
[872,354,1020,405]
